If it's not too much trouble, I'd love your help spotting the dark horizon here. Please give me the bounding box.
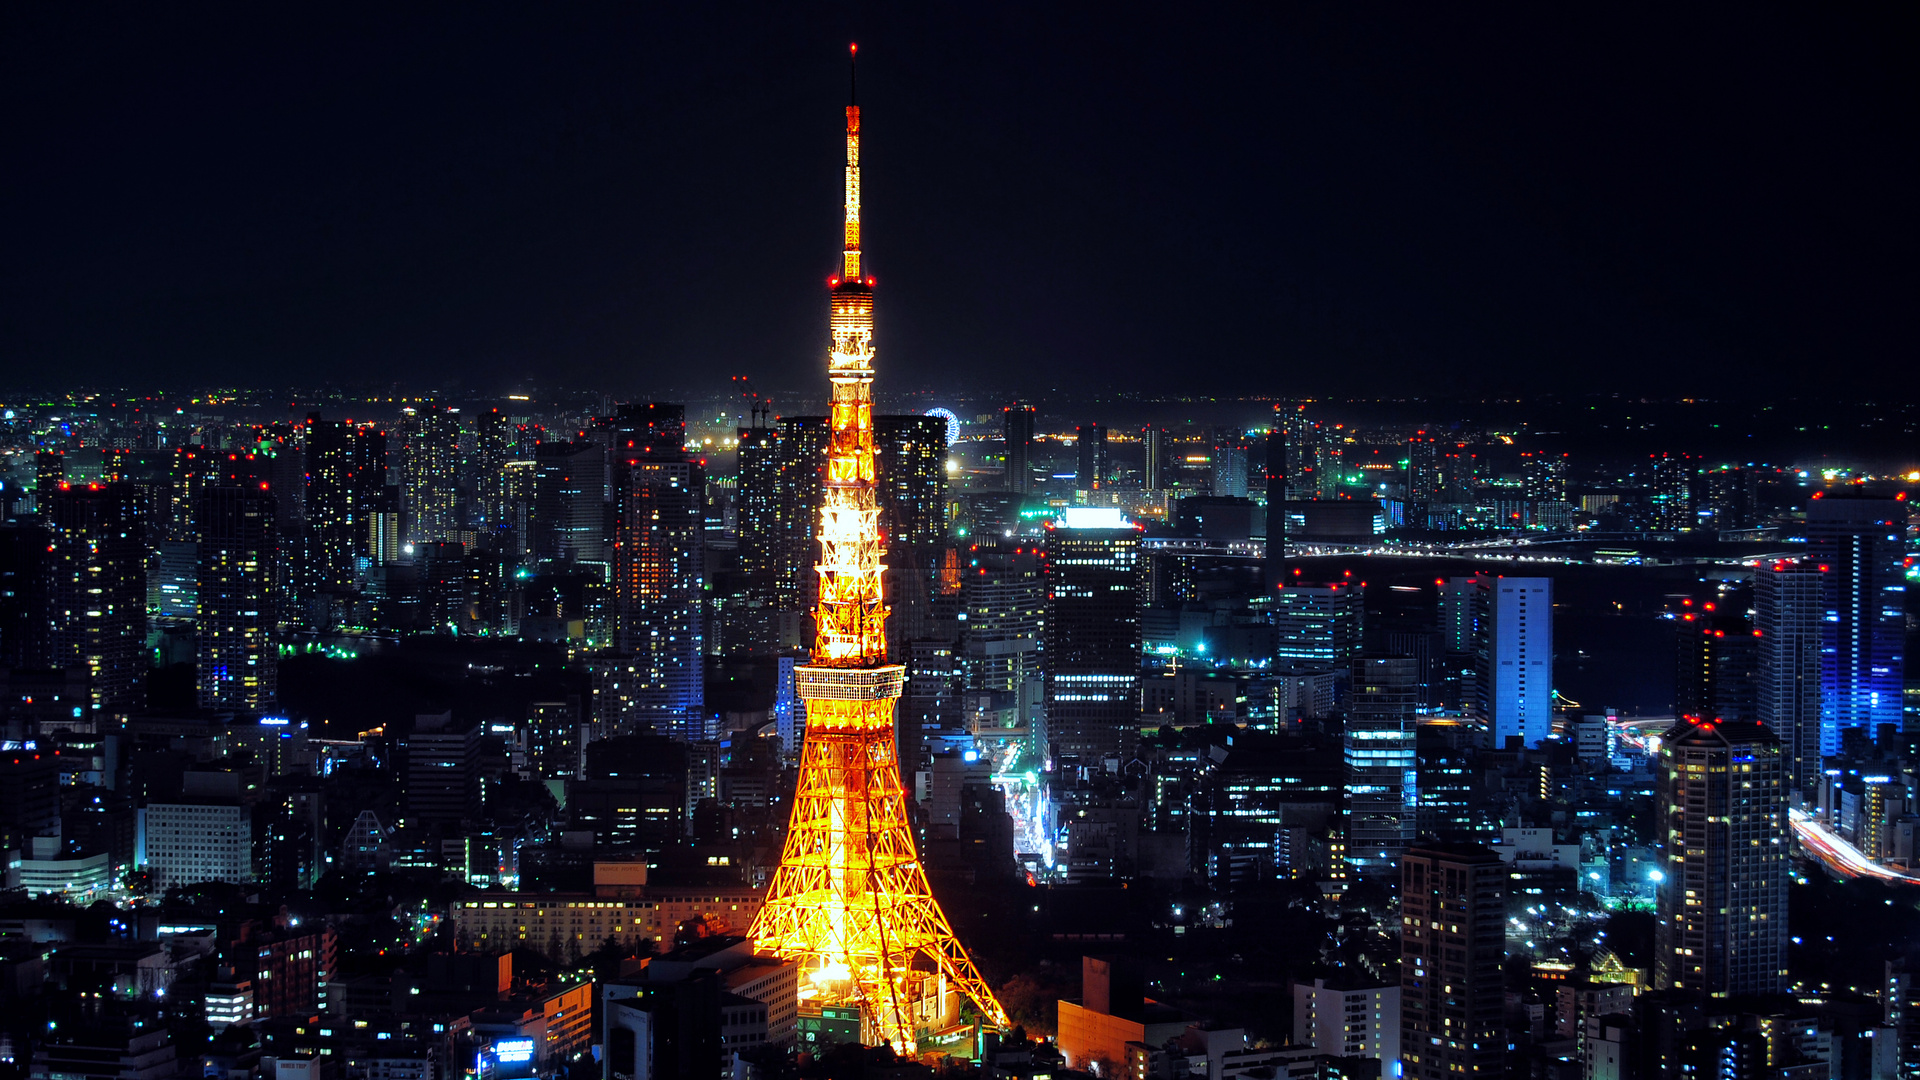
[4,7,1914,397]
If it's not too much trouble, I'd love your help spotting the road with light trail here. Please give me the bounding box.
[1790,808,1920,885]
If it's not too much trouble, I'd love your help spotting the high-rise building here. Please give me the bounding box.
[45,482,146,712]
[1755,559,1824,793]
[1294,977,1401,1080]
[528,700,582,780]
[1650,453,1698,530]
[1438,443,1476,504]
[1397,432,1443,503]
[961,545,1045,748]
[875,414,949,553]
[138,774,252,890]
[1485,576,1551,748]
[1806,494,1907,752]
[1043,508,1141,763]
[1142,425,1167,491]
[1674,611,1757,723]
[400,404,463,544]
[772,415,829,616]
[1400,844,1504,1080]
[1653,717,1788,997]
[1271,582,1363,669]
[534,441,608,568]
[611,408,706,740]
[195,485,277,711]
[1075,423,1108,494]
[1211,433,1249,499]
[304,416,386,594]
[1003,406,1036,495]
[735,423,783,583]
[1699,467,1760,531]
[0,522,55,671]
[1347,655,1418,879]
[403,713,481,831]
[1520,451,1567,504]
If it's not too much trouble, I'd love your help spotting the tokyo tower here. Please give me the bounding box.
[749,44,1009,1053]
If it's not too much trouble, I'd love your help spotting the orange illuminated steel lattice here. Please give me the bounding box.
[750,47,1008,1053]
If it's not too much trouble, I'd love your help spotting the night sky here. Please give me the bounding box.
[3,6,1913,398]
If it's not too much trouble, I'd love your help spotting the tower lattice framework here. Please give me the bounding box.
[750,45,1009,1053]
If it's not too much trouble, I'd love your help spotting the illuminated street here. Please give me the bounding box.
[1790,808,1920,885]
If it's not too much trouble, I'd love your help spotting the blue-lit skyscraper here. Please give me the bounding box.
[1486,576,1551,748]
[1807,494,1907,752]
[1347,655,1418,878]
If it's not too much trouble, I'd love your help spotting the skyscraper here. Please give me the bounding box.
[304,416,386,594]
[611,406,705,740]
[1142,425,1167,491]
[1347,655,1418,878]
[0,522,54,671]
[875,415,947,549]
[1400,844,1505,1080]
[1806,493,1907,752]
[1484,576,1551,748]
[772,415,829,617]
[735,422,783,582]
[1650,453,1698,530]
[196,485,277,711]
[1674,611,1757,723]
[1211,433,1249,498]
[960,541,1045,757]
[45,482,146,712]
[1653,717,1788,997]
[1075,423,1108,494]
[1755,558,1823,793]
[1003,405,1036,496]
[1271,581,1363,669]
[401,404,463,545]
[1042,507,1141,763]
[533,441,608,568]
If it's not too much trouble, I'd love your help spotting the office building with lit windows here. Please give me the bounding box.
[45,481,146,712]
[1271,582,1363,669]
[1043,508,1140,762]
[196,485,277,711]
[1806,494,1906,752]
[1756,559,1823,793]
[1653,717,1788,997]
[1004,405,1036,495]
[1486,577,1551,748]
[1346,656,1418,878]
[613,449,706,740]
[1400,844,1504,1080]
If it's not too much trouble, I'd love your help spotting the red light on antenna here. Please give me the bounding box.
[850,42,857,54]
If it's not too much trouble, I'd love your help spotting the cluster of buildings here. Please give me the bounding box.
[0,386,1913,1074]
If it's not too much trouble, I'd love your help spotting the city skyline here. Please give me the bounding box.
[0,17,1915,1080]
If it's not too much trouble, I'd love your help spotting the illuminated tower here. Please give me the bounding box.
[752,46,1008,1053]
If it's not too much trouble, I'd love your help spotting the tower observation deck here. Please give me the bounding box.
[749,45,1009,1054]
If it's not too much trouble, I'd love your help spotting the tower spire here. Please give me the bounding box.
[843,44,862,283]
